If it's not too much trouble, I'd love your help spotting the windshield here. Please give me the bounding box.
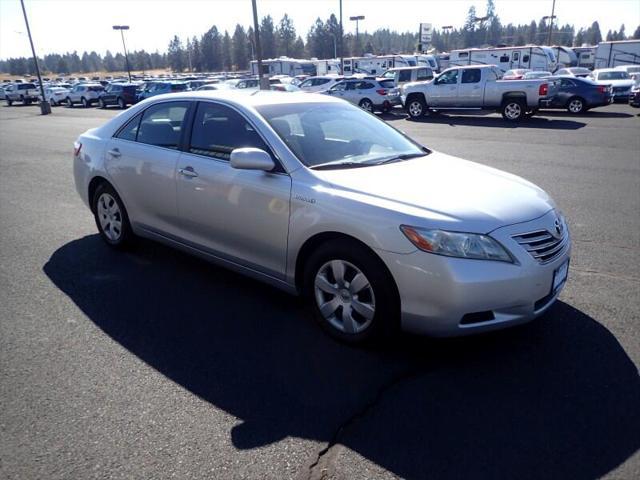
[598,71,630,80]
[571,68,591,75]
[256,102,426,168]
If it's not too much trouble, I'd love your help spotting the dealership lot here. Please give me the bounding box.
[1,104,639,479]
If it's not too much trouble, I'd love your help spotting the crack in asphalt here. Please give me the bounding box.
[305,366,425,480]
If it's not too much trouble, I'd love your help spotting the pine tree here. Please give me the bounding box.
[232,24,248,70]
[261,15,277,59]
[277,14,296,57]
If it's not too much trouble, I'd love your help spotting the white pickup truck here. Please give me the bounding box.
[401,65,555,121]
[4,83,40,106]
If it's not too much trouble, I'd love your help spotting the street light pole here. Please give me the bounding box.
[339,0,344,74]
[251,0,268,89]
[546,0,557,45]
[19,0,50,115]
[442,25,453,52]
[350,15,365,55]
[112,25,131,82]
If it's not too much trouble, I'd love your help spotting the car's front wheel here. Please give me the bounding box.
[92,183,133,249]
[117,97,126,109]
[359,98,374,113]
[98,98,106,109]
[303,239,399,344]
[567,97,585,114]
[406,96,426,119]
[66,97,73,107]
[81,97,89,108]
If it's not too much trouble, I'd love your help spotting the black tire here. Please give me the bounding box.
[406,95,427,119]
[66,97,73,107]
[359,98,374,113]
[303,239,400,344]
[117,97,126,109]
[92,182,134,250]
[98,98,106,109]
[6,98,12,106]
[501,98,525,122]
[81,97,88,108]
[566,96,585,114]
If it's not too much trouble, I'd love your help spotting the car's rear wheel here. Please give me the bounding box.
[117,97,126,109]
[406,96,426,119]
[92,183,133,249]
[359,98,374,113]
[501,98,525,121]
[567,97,585,114]
[81,97,88,108]
[6,98,12,106]
[303,239,399,344]
[98,98,106,109]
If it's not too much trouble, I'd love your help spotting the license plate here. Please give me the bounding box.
[552,259,569,294]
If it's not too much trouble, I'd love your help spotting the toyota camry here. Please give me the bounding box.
[73,90,570,343]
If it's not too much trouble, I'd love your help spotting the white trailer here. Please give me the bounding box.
[312,58,342,76]
[250,57,317,77]
[449,45,558,72]
[342,54,417,76]
[594,40,640,69]
[573,46,596,69]
[551,46,578,69]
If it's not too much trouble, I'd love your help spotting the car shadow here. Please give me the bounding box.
[380,112,586,130]
[539,109,635,118]
[43,235,640,479]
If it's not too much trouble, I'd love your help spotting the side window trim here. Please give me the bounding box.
[184,100,286,174]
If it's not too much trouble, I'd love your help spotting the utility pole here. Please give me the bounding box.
[20,0,50,114]
[350,15,365,56]
[251,0,268,89]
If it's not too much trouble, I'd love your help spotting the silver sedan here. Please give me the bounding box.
[73,90,570,343]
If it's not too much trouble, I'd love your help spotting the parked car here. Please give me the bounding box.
[72,91,570,343]
[554,67,592,78]
[589,69,635,101]
[401,65,555,121]
[298,76,344,93]
[615,64,640,82]
[271,83,301,92]
[65,83,105,107]
[235,78,260,89]
[39,86,70,106]
[522,71,553,79]
[137,81,189,101]
[4,83,39,105]
[379,66,434,87]
[196,84,232,91]
[502,68,532,80]
[98,83,138,109]
[324,78,399,112]
[544,76,612,113]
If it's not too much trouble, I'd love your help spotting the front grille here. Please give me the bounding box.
[512,229,568,264]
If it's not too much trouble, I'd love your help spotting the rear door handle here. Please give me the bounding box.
[107,148,121,157]
[178,166,198,178]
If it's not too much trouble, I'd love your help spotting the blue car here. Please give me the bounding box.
[546,76,612,114]
[137,81,189,101]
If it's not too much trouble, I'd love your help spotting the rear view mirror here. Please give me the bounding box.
[230,148,275,171]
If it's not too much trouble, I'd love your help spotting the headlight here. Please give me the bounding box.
[400,225,514,262]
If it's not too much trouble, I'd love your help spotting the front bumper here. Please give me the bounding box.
[379,210,571,337]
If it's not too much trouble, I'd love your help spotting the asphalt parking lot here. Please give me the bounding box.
[1,102,639,480]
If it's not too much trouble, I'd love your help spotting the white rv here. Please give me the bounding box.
[551,46,578,69]
[250,57,317,77]
[415,54,439,72]
[594,40,640,69]
[573,46,596,69]
[342,54,418,76]
[312,58,342,76]
[448,46,558,72]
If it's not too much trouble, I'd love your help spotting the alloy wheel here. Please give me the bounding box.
[314,260,376,334]
[504,102,522,120]
[97,193,123,242]
[408,100,423,117]
[568,99,583,113]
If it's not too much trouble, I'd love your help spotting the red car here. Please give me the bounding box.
[502,69,532,80]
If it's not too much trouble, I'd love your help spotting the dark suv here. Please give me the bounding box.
[98,83,138,109]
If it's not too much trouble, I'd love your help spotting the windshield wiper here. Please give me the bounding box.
[310,161,372,170]
[370,152,428,165]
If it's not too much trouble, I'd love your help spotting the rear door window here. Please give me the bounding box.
[398,70,412,82]
[136,101,189,149]
[461,69,481,84]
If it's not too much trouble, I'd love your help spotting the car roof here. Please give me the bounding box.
[139,90,345,108]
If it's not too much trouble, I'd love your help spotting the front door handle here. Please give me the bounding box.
[107,148,121,157]
[178,166,198,178]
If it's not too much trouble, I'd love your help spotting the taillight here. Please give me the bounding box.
[73,141,82,157]
[376,89,388,95]
[539,83,548,96]
[597,85,607,94]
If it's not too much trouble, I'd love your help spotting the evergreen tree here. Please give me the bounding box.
[167,35,185,72]
[260,15,277,58]
[232,24,248,70]
[277,14,296,57]
[222,31,232,70]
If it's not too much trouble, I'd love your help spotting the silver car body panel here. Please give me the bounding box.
[74,90,570,336]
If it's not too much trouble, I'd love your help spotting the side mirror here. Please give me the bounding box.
[230,148,275,172]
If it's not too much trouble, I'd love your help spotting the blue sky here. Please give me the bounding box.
[1,0,639,59]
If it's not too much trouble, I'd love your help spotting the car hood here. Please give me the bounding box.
[312,152,554,233]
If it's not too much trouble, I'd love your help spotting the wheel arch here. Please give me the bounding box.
[294,231,400,301]
[501,92,527,103]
